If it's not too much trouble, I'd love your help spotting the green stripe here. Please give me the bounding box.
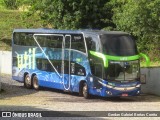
[89,51,108,67]
[89,51,150,67]
[139,53,150,67]
[106,55,140,61]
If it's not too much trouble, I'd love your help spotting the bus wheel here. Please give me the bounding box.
[24,74,32,89]
[82,82,90,99]
[33,75,39,90]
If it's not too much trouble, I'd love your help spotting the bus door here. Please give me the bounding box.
[62,35,71,91]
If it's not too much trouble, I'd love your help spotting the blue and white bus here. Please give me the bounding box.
[12,29,150,98]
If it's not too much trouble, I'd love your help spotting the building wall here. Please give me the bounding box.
[141,67,160,96]
[0,51,12,74]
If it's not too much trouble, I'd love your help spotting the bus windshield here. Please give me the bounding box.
[100,34,138,56]
[106,60,140,81]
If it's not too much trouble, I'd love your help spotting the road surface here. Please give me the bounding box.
[0,75,160,120]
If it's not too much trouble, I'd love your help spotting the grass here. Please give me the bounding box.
[141,61,160,68]
[0,9,42,50]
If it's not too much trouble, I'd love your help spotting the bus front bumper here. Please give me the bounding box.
[105,87,141,97]
[90,85,141,97]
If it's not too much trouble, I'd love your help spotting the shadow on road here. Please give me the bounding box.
[1,75,160,103]
[0,82,38,100]
[41,87,160,103]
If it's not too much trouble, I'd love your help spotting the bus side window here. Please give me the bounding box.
[94,63,103,78]
[20,34,25,45]
[37,59,42,70]
[13,57,17,66]
[13,33,24,45]
[65,36,71,48]
[71,34,86,53]
[13,33,19,45]
[25,34,33,46]
[50,36,63,48]
[89,53,104,79]
[85,37,96,51]
[13,33,36,46]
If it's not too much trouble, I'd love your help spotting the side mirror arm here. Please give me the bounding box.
[139,53,150,67]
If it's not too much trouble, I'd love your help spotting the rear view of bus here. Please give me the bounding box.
[86,31,149,97]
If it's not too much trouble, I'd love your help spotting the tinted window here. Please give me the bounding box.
[36,58,86,76]
[65,36,71,48]
[34,35,63,48]
[105,60,140,81]
[13,33,36,46]
[12,57,17,66]
[70,62,86,76]
[85,34,101,52]
[36,58,61,72]
[71,34,86,53]
[89,56,104,79]
[94,63,103,78]
[100,34,138,56]
[85,37,96,51]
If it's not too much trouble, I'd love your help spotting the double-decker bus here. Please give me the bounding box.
[12,29,150,98]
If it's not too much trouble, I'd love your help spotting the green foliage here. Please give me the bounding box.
[112,0,160,36]
[110,0,160,61]
[0,0,159,65]
[3,0,19,9]
[26,0,113,29]
[2,0,30,10]
[0,10,43,50]
[0,0,5,9]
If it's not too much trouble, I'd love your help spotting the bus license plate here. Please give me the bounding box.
[122,93,128,96]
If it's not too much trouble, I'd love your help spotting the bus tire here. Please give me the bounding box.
[79,81,85,96]
[82,82,90,99]
[24,74,32,89]
[32,75,39,90]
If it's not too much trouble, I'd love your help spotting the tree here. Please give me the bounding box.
[2,0,30,10]
[26,0,114,29]
[110,0,160,59]
[3,0,19,9]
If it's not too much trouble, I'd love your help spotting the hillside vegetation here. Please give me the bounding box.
[0,10,42,50]
[0,0,159,66]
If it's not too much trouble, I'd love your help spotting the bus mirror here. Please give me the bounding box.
[139,53,150,67]
[140,74,146,84]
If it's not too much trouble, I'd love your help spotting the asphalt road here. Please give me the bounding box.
[0,75,160,120]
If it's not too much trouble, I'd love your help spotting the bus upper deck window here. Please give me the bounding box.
[85,37,96,51]
[71,34,86,53]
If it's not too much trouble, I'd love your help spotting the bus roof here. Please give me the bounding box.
[13,28,129,35]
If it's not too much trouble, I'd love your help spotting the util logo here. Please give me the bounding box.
[16,48,36,69]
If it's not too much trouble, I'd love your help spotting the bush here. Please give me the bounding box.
[0,10,43,50]
[3,0,19,9]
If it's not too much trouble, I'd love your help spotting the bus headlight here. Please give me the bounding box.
[106,91,112,95]
[136,84,141,88]
[137,90,140,94]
